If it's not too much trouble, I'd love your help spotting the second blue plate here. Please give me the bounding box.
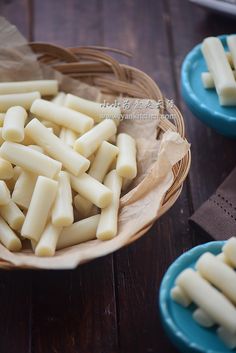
[158,241,236,353]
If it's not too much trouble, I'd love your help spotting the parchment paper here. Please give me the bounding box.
[0,17,190,269]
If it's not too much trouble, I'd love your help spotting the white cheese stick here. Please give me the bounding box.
[28,145,44,153]
[116,133,137,179]
[202,70,236,89]
[217,326,236,350]
[0,158,14,180]
[74,194,93,218]
[30,99,94,134]
[74,119,117,157]
[51,171,73,227]
[21,176,58,242]
[2,106,27,142]
[193,308,215,328]
[12,170,37,210]
[223,237,236,267]
[170,285,191,308]
[201,37,236,105]
[25,118,89,176]
[96,170,122,240]
[41,120,61,136]
[0,216,21,251]
[35,223,62,257]
[89,141,119,182]
[0,80,58,96]
[176,268,236,334]
[64,93,121,124]
[59,127,77,148]
[202,52,235,89]
[57,214,100,250]
[227,35,236,71]
[70,173,112,208]
[217,252,234,267]
[0,92,40,112]
[51,92,66,105]
[0,141,62,179]
[217,252,227,262]
[196,252,236,304]
[0,199,25,231]
[0,181,10,206]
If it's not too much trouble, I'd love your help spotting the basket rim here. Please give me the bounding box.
[0,43,191,269]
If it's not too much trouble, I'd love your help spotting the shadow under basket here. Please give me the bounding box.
[0,43,191,269]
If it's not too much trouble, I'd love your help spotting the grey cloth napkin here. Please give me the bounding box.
[190,167,236,240]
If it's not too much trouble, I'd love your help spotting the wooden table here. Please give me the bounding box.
[1,1,236,352]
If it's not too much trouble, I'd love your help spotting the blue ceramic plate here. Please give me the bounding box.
[159,241,236,353]
[181,35,236,138]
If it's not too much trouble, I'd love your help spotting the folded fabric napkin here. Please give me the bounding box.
[190,167,236,240]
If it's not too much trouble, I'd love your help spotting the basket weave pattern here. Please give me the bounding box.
[0,43,190,267]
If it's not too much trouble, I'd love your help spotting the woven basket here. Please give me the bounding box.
[0,43,190,268]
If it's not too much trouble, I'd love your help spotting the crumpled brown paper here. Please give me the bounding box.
[0,17,190,269]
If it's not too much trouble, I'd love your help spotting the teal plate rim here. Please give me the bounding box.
[181,34,236,137]
[159,241,230,353]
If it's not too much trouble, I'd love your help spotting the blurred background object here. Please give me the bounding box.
[190,0,236,16]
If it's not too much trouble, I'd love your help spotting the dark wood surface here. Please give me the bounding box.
[0,0,236,352]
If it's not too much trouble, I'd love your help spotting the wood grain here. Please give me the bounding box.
[33,0,103,46]
[0,0,31,39]
[31,259,118,353]
[0,270,32,353]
